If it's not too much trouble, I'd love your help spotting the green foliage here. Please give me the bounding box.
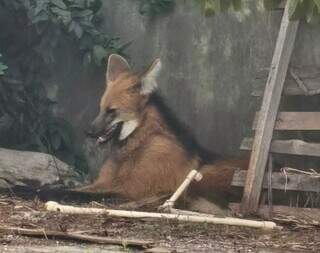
[0,0,129,174]
[0,78,88,172]
[0,54,8,76]
[138,0,175,16]
[199,0,242,16]
[263,0,320,24]
[23,0,128,65]
[263,0,282,11]
[198,0,320,23]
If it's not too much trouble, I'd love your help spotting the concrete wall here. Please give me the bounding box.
[100,0,277,156]
[53,1,320,174]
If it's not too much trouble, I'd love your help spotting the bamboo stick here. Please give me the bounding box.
[159,169,202,210]
[45,201,277,230]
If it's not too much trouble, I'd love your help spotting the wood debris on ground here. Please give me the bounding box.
[0,193,319,252]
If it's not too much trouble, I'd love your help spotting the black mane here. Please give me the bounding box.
[149,93,220,164]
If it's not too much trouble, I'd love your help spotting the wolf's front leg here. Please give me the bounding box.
[75,159,115,193]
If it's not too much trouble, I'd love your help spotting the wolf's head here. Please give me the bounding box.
[87,54,161,144]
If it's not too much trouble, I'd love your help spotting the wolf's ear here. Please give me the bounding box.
[106,54,130,82]
[140,59,161,95]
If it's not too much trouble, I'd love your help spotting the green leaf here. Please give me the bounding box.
[288,0,308,20]
[87,0,102,13]
[0,56,8,76]
[50,0,67,9]
[314,0,320,11]
[138,0,174,15]
[263,0,282,11]
[231,0,242,11]
[92,45,107,65]
[220,0,232,12]
[306,2,320,24]
[33,0,49,16]
[32,11,49,24]
[51,7,71,18]
[73,22,83,38]
[0,64,8,75]
[203,0,216,16]
[68,3,85,9]
[116,41,133,55]
[71,9,93,18]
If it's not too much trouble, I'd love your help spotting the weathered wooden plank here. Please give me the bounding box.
[253,67,320,96]
[252,112,320,130]
[256,66,320,80]
[232,169,320,192]
[241,138,320,157]
[229,203,320,224]
[241,2,300,215]
[252,80,320,96]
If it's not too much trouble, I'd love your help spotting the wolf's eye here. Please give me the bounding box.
[105,108,116,115]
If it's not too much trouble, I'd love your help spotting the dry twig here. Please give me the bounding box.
[0,226,154,248]
[281,167,320,178]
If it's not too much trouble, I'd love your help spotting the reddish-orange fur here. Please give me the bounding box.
[80,56,248,202]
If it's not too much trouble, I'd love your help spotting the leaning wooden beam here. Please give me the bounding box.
[241,138,320,157]
[252,112,320,130]
[0,226,154,248]
[45,201,277,230]
[242,1,300,215]
[232,169,320,192]
[159,169,202,211]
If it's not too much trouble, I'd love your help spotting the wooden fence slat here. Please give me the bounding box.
[232,169,320,192]
[241,2,300,214]
[252,112,320,130]
[241,138,320,157]
[252,81,320,96]
[253,67,320,96]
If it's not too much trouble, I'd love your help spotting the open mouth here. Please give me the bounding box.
[97,123,121,144]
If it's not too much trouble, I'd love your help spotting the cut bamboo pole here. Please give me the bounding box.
[45,201,278,230]
[159,169,202,211]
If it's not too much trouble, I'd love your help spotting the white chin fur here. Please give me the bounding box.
[119,119,139,140]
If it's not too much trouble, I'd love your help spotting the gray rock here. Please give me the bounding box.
[0,148,82,189]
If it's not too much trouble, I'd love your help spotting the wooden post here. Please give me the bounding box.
[241,2,300,215]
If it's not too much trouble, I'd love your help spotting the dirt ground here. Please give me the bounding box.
[0,190,319,253]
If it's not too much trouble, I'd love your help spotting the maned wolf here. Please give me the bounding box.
[80,54,248,204]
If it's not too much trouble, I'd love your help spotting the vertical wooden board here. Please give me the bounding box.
[241,2,300,215]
